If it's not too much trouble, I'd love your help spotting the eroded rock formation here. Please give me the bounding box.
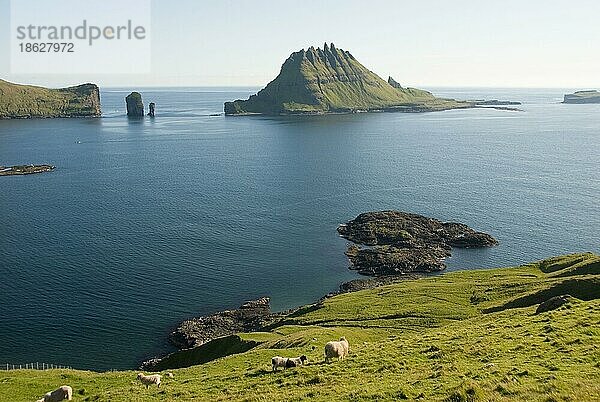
[126,92,144,117]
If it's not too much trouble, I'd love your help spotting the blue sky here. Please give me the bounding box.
[1,0,600,88]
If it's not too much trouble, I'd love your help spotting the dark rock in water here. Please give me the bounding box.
[562,90,600,104]
[126,92,144,117]
[148,102,155,117]
[471,99,522,106]
[536,294,573,314]
[345,244,449,275]
[338,274,419,293]
[338,211,497,276]
[0,164,55,176]
[169,297,273,349]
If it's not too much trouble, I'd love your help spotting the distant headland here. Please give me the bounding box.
[0,79,101,119]
[224,43,522,116]
[562,90,600,104]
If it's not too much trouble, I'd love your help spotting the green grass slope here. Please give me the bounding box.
[0,79,101,118]
[224,44,469,115]
[2,253,599,401]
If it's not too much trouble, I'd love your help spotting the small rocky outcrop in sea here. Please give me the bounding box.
[169,297,274,349]
[471,99,522,106]
[0,164,55,176]
[148,102,155,117]
[126,92,144,117]
[338,211,498,276]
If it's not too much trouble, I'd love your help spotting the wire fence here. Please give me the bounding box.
[1,363,73,370]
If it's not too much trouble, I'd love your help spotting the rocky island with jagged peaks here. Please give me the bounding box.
[0,79,101,119]
[224,43,472,115]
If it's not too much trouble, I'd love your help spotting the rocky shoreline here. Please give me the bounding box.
[0,164,55,176]
[141,210,497,369]
[141,274,416,370]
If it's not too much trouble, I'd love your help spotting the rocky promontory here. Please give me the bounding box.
[0,79,100,118]
[338,211,497,275]
[562,90,600,104]
[169,297,275,350]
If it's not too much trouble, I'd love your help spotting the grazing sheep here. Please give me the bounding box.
[271,356,286,371]
[271,355,308,371]
[165,372,174,378]
[36,385,72,402]
[285,355,308,368]
[137,372,161,389]
[325,337,349,363]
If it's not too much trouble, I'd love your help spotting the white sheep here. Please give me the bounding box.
[324,337,349,363]
[271,355,307,371]
[36,385,72,402]
[137,372,161,389]
[164,372,174,378]
[271,356,286,371]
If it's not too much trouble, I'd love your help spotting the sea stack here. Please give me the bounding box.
[126,92,144,117]
[148,102,155,117]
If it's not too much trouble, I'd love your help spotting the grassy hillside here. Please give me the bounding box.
[224,44,469,115]
[0,79,101,118]
[2,253,599,401]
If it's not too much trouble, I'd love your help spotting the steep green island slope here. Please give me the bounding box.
[3,253,599,401]
[0,79,101,118]
[224,43,469,115]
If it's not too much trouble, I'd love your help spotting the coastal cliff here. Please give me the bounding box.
[224,43,469,115]
[0,79,101,118]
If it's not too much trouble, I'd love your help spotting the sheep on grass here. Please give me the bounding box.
[137,372,161,389]
[325,337,349,363]
[36,385,72,402]
[271,355,308,371]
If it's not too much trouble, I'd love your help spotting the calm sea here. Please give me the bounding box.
[0,87,598,370]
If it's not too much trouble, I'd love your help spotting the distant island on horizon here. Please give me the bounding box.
[562,90,600,104]
[224,43,473,116]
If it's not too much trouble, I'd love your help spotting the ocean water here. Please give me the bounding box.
[0,87,598,370]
